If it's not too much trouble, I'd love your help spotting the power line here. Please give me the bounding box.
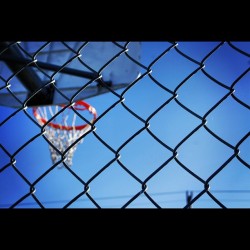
[1,189,250,207]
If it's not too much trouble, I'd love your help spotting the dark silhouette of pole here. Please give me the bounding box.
[0,41,53,106]
[186,191,193,208]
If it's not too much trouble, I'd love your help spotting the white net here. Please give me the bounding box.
[45,124,90,167]
[33,102,96,168]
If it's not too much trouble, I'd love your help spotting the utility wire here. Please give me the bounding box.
[1,189,250,207]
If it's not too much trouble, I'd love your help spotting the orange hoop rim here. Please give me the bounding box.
[33,100,97,131]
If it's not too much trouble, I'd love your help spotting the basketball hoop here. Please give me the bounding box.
[33,100,97,168]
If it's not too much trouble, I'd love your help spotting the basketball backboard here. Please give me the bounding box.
[0,41,141,108]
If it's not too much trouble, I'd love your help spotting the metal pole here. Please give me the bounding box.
[0,42,45,92]
[0,52,100,82]
[0,42,53,106]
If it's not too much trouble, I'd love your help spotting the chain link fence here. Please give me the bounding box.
[0,41,249,208]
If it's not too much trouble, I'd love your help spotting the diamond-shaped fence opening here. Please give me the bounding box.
[0,41,249,208]
[13,135,51,183]
[146,161,205,208]
[206,97,250,145]
[87,161,142,208]
[203,43,249,86]
[177,71,229,116]
[71,133,116,181]
[149,100,202,148]
[177,127,235,179]
[123,76,173,119]
[120,130,174,180]
[233,72,250,107]
[0,166,31,208]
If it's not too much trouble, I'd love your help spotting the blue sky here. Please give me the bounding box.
[0,41,249,208]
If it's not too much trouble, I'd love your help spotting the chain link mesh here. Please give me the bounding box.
[0,41,249,208]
